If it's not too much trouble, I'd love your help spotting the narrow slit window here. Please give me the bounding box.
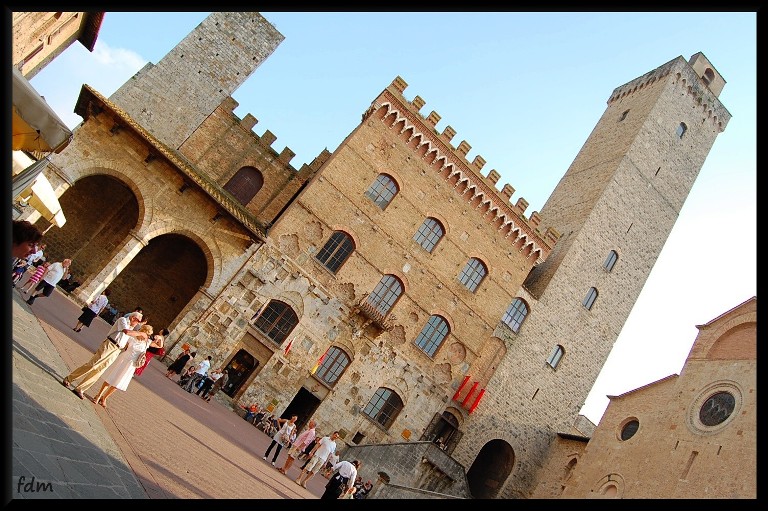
[583,287,598,310]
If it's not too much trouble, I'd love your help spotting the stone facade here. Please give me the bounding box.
[532,297,756,499]
[32,13,734,498]
[12,11,104,79]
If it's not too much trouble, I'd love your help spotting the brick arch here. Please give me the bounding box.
[135,223,218,289]
[328,224,361,250]
[66,162,148,231]
[422,212,450,237]
[380,268,409,294]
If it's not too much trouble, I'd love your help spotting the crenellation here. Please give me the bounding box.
[515,197,529,215]
[457,140,471,157]
[501,183,515,200]
[391,75,408,94]
[308,148,331,171]
[472,155,486,172]
[411,95,425,111]
[426,111,441,128]
[278,146,295,164]
[240,113,257,131]
[441,125,456,142]
[529,211,541,229]
[486,169,500,186]
[260,129,277,147]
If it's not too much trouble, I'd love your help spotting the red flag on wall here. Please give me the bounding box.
[283,339,293,355]
[310,347,329,375]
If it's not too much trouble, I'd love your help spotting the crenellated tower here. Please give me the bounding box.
[462,52,730,498]
[110,12,283,150]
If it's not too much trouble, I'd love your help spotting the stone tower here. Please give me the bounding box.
[462,53,730,497]
[110,12,283,150]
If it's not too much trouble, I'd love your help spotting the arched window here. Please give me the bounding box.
[414,315,450,357]
[618,109,629,122]
[413,217,444,253]
[458,257,487,292]
[252,300,298,345]
[366,274,403,316]
[547,344,564,369]
[582,287,598,310]
[314,346,350,387]
[676,122,687,139]
[364,174,399,210]
[502,298,528,333]
[316,231,355,273]
[603,250,619,272]
[223,166,263,206]
[362,387,403,429]
[702,68,715,87]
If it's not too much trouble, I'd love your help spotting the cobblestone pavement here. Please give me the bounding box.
[11,284,327,500]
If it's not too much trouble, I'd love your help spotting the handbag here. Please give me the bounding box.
[133,352,147,368]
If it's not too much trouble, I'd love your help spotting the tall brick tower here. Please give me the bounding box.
[465,53,730,498]
[110,12,283,150]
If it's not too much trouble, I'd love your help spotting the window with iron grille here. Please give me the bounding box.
[314,346,350,387]
[458,258,487,292]
[414,315,450,357]
[501,298,528,333]
[253,300,298,345]
[413,217,444,253]
[366,275,403,316]
[362,387,403,429]
[582,287,598,310]
[547,344,564,369]
[364,174,399,210]
[603,250,618,272]
[316,231,355,273]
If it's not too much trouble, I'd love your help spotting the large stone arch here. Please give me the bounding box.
[137,223,217,290]
[105,231,209,330]
[466,438,515,499]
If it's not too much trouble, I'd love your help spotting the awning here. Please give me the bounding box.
[12,156,50,199]
[12,66,73,153]
[17,173,67,228]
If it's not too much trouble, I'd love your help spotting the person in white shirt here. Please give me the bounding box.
[62,312,147,399]
[183,355,211,392]
[25,258,71,305]
[295,431,339,488]
[320,459,361,499]
[72,289,111,332]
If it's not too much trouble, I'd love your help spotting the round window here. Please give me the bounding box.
[620,419,639,441]
[699,391,736,426]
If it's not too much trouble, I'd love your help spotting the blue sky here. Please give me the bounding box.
[30,11,757,425]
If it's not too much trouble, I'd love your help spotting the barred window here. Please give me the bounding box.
[314,346,350,387]
[253,300,298,345]
[603,250,618,272]
[458,258,487,292]
[362,387,403,429]
[366,274,403,316]
[413,217,444,253]
[414,315,450,357]
[364,174,399,210]
[547,344,564,369]
[316,231,355,273]
[583,287,598,310]
[501,298,528,333]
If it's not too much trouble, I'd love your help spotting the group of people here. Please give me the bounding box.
[61,306,170,408]
[250,411,368,499]
[164,348,228,402]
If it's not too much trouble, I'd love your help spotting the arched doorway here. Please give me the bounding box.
[106,233,207,329]
[466,439,515,499]
[223,349,258,397]
[35,174,139,284]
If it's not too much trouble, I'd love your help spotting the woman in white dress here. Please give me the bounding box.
[93,324,157,408]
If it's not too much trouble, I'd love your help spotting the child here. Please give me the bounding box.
[20,261,49,293]
[12,259,28,286]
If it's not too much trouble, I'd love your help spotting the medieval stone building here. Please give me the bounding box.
[27,12,732,498]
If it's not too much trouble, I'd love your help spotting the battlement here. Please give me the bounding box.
[362,76,560,263]
[607,54,730,132]
[229,104,304,170]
